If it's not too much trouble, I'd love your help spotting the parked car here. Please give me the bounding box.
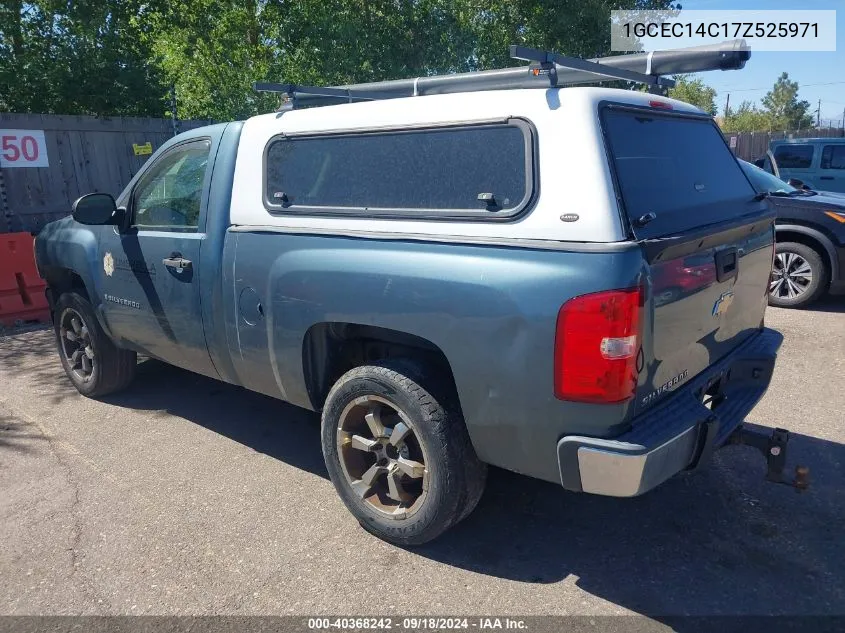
[34,44,793,545]
[739,158,845,308]
[766,138,845,193]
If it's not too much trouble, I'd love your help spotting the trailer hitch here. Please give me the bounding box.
[728,426,809,491]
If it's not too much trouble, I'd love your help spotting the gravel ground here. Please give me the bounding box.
[0,299,843,620]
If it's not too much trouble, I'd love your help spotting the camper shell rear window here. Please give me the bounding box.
[601,105,757,240]
[263,119,536,221]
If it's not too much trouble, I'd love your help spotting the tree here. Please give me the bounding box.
[761,72,813,131]
[0,1,166,116]
[149,0,679,120]
[3,0,680,119]
[143,0,478,120]
[667,76,717,115]
[721,101,772,133]
[450,0,680,71]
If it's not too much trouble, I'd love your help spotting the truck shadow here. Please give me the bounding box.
[418,428,845,617]
[101,357,328,479]
[104,359,845,618]
[800,295,845,314]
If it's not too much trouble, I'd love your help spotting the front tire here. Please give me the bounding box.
[54,292,137,397]
[768,242,828,308]
[321,359,486,545]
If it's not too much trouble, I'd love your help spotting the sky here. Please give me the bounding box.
[659,0,844,124]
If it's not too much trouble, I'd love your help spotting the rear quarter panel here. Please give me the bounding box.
[226,231,646,483]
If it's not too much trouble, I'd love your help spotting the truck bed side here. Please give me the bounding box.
[224,232,646,484]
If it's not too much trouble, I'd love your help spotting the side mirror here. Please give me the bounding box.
[72,193,119,225]
[787,178,804,188]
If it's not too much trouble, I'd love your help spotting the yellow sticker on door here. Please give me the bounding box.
[133,142,153,156]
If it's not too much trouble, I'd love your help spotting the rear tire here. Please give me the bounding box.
[768,242,828,308]
[321,359,486,545]
[53,292,137,397]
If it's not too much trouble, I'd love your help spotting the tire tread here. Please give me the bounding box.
[322,359,486,545]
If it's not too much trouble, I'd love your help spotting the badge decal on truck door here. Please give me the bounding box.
[103,252,115,277]
[712,290,735,317]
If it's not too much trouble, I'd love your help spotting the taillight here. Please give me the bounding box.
[554,287,643,403]
[649,100,673,110]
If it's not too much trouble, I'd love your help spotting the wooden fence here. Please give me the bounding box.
[0,113,213,234]
[725,127,845,163]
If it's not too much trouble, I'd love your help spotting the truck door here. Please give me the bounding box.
[96,138,217,378]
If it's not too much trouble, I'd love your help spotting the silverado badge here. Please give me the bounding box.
[103,252,115,277]
[712,290,734,317]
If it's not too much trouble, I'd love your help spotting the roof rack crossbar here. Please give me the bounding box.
[508,45,676,88]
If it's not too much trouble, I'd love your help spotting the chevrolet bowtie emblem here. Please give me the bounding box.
[712,290,735,317]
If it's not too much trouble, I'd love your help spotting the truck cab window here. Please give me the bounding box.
[263,123,531,218]
[132,140,211,230]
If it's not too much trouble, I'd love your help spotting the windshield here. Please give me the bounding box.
[739,159,797,194]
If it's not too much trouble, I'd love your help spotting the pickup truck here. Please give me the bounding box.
[35,51,798,544]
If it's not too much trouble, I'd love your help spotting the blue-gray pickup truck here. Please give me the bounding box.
[34,50,804,544]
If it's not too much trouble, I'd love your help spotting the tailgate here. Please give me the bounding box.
[641,216,774,411]
[601,104,775,414]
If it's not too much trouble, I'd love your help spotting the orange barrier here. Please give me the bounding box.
[0,232,50,327]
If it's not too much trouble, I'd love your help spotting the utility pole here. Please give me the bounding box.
[816,99,821,128]
[724,93,731,118]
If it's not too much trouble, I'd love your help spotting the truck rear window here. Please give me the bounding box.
[602,108,756,239]
[264,121,533,219]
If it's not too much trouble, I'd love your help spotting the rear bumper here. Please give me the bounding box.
[557,327,783,496]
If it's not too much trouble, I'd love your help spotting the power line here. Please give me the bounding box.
[721,80,845,93]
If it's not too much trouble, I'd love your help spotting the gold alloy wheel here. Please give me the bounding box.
[336,395,430,519]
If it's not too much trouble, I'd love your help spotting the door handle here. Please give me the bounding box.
[820,176,834,180]
[714,247,738,283]
[162,254,192,270]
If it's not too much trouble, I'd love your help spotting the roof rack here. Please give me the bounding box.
[254,39,750,110]
[509,45,675,88]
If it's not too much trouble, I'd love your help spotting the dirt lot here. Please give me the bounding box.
[1,300,843,619]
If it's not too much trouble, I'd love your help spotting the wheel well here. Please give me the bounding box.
[41,267,89,310]
[302,323,456,410]
[775,230,833,276]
